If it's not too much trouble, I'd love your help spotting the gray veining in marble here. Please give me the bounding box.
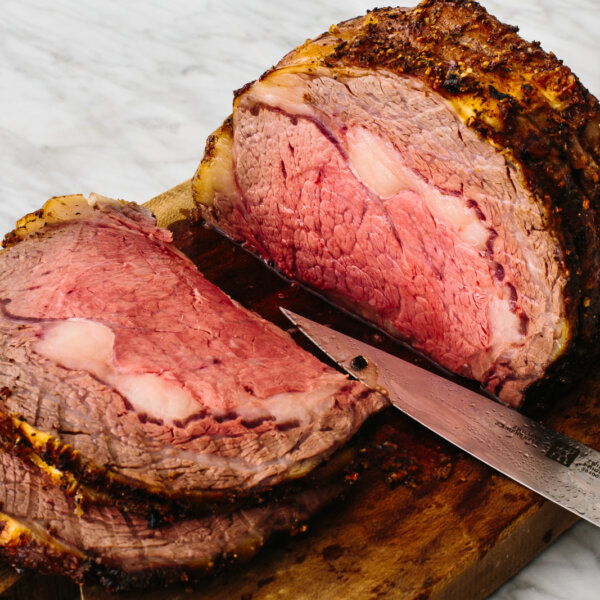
[1,1,600,598]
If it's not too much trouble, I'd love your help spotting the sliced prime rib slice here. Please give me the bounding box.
[0,449,340,591]
[192,0,600,411]
[0,195,386,512]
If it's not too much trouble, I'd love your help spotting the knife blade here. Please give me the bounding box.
[281,307,600,528]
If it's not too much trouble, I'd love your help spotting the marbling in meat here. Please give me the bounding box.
[0,195,386,513]
[193,0,600,410]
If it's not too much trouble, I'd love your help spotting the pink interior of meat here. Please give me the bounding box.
[1,201,387,491]
[3,203,346,430]
[229,71,566,405]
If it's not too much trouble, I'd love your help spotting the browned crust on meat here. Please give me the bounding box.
[1,195,119,249]
[192,116,236,214]
[0,410,358,520]
[0,514,92,584]
[203,116,233,165]
[0,510,286,592]
[0,450,343,592]
[206,0,600,411]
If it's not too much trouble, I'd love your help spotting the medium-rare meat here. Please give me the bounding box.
[0,449,339,591]
[192,0,600,410]
[0,194,386,513]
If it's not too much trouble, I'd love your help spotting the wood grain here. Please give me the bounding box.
[1,180,592,599]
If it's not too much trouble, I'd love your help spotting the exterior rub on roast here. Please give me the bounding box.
[0,195,386,514]
[193,0,600,410]
[0,449,339,591]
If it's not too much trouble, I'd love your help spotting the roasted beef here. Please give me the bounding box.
[0,195,386,512]
[0,449,339,591]
[192,0,600,410]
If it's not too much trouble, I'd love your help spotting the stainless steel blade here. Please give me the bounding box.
[281,308,600,528]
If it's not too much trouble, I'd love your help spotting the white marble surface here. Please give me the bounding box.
[1,0,600,598]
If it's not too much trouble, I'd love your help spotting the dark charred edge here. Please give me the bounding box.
[1,230,22,249]
[2,198,161,254]
[0,524,214,593]
[0,408,423,594]
[92,526,294,594]
[0,526,297,594]
[196,0,600,411]
[0,408,382,521]
[200,115,233,168]
[0,527,93,585]
[192,115,234,199]
[1,209,45,249]
[0,502,329,594]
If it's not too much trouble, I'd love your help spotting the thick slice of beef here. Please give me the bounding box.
[0,195,386,512]
[0,449,339,591]
[192,0,600,411]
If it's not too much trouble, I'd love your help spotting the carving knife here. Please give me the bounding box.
[281,308,600,528]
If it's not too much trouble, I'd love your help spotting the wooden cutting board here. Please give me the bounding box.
[3,180,597,599]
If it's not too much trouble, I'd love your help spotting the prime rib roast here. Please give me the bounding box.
[0,195,386,517]
[193,0,600,411]
[0,193,387,587]
[2,0,600,592]
[0,448,340,590]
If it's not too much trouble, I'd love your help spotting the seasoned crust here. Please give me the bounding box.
[1,194,129,249]
[0,450,342,592]
[196,0,600,411]
[2,195,93,249]
[275,0,600,408]
[0,410,359,520]
[192,116,235,211]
